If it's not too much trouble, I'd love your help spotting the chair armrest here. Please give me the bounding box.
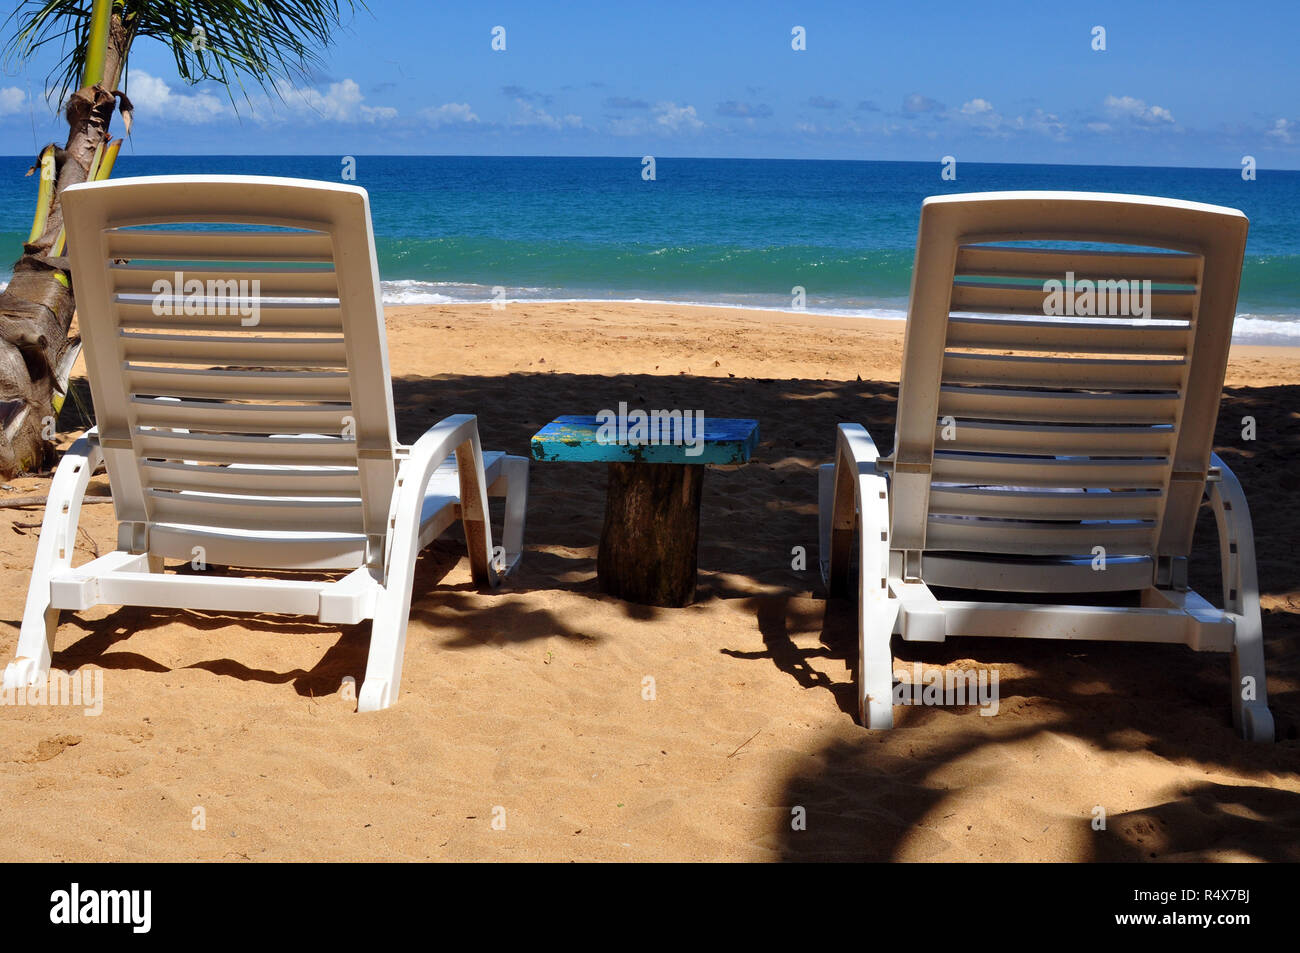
[4,428,106,689]
[1206,453,1274,741]
[1205,453,1256,617]
[821,424,892,595]
[384,414,499,587]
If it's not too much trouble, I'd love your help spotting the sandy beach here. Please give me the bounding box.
[0,301,1296,862]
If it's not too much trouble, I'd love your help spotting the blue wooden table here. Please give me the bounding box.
[531,415,760,465]
[530,415,760,606]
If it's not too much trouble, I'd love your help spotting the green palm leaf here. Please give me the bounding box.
[3,0,367,108]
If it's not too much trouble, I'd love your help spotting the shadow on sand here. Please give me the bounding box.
[43,371,1300,859]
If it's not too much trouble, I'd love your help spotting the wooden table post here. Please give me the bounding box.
[531,416,760,608]
[598,461,703,606]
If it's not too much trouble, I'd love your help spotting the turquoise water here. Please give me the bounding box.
[3,155,1298,342]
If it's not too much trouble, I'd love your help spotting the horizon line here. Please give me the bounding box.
[4,153,1297,173]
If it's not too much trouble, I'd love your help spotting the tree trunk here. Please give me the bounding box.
[0,14,131,476]
[597,461,703,607]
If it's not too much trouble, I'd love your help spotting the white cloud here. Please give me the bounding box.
[126,70,229,123]
[421,102,479,127]
[291,78,397,123]
[903,93,943,114]
[716,100,772,119]
[0,87,26,116]
[1104,94,1174,124]
[1016,108,1067,141]
[653,101,703,132]
[606,102,701,136]
[510,99,582,129]
[607,116,648,137]
[949,98,1067,141]
[1266,118,1293,143]
[958,98,1006,133]
[1086,121,1112,133]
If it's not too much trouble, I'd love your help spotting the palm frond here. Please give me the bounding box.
[3,0,366,109]
[1,0,94,104]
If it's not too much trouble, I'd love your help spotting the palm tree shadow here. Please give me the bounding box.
[1095,782,1300,861]
[658,375,1300,863]
[768,569,1300,860]
[721,595,859,717]
[28,531,598,698]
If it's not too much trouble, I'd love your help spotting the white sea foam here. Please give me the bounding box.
[376,280,1300,344]
[1228,314,1300,345]
[379,279,555,305]
[377,280,912,320]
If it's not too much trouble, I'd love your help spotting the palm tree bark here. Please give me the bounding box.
[0,12,132,476]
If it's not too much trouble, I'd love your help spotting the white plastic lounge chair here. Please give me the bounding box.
[819,191,1273,741]
[3,175,528,712]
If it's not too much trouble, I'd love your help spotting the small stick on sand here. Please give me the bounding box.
[0,496,114,509]
[727,729,762,758]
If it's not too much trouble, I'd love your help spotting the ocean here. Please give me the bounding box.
[2,155,1297,344]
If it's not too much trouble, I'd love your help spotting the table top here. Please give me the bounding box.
[531,415,760,465]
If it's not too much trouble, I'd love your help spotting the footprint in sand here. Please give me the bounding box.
[27,734,82,763]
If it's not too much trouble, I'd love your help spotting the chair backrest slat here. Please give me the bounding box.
[954,244,1202,283]
[950,280,1197,319]
[946,316,1190,355]
[124,365,353,402]
[117,301,344,333]
[928,486,1162,521]
[105,227,335,262]
[941,352,1187,389]
[119,332,349,367]
[140,460,359,496]
[111,264,341,298]
[937,385,1179,424]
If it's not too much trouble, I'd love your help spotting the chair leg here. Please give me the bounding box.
[4,434,101,691]
[493,454,528,576]
[817,463,841,591]
[362,451,527,709]
[856,454,898,729]
[356,590,408,713]
[1208,454,1274,743]
[1230,613,1274,743]
[358,414,491,711]
[818,424,897,727]
[358,512,436,712]
[861,592,901,729]
[455,436,500,590]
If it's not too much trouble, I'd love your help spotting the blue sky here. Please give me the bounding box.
[1,0,1296,167]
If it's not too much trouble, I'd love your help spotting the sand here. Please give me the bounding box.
[0,301,1296,862]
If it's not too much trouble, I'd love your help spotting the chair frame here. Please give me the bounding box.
[819,191,1273,741]
[3,176,528,711]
